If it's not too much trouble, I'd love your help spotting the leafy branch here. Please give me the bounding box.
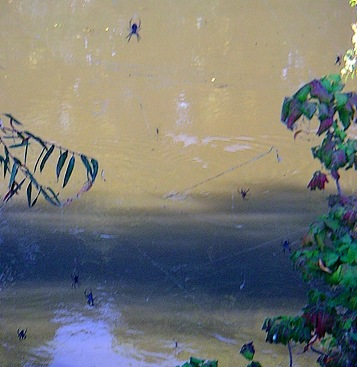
[281,74,357,195]
[0,114,99,207]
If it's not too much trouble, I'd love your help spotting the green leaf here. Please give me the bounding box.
[324,252,339,268]
[40,144,55,172]
[91,158,98,181]
[81,154,93,178]
[34,147,46,172]
[294,83,311,102]
[335,93,348,108]
[26,182,32,207]
[9,161,18,189]
[56,150,68,180]
[63,155,75,188]
[301,101,317,119]
[240,342,255,361]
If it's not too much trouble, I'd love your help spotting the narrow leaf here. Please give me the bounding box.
[9,140,29,149]
[90,158,98,181]
[4,113,22,126]
[45,186,61,206]
[56,150,68,180]
[34,147,46,172]
[63,155,75,188]
[26,182,32,207]
[9,162,18,189]
[40,144,55,172]
[81,154,93,178]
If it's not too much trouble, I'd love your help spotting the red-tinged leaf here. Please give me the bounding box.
[307,171,329,190]
[284,98,303,129]
[310,79,333,103]
[317,117,333,135]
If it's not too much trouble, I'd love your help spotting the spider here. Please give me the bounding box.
[239,188,250,200]
[84,288,95,306]
[126,18,141,42]
[71,272,79,288]
[17,328,27,340]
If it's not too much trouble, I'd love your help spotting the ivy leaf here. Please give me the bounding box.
[294,83,311,102]
[317,117,333,135]
[323,252,339,268]
[301,101,317,119]
[281,97,303,129]
[63,155,75,188]
[56,150,68,180]
[331,149,347,170]
[240,342,255,361]
[310,79,333,103]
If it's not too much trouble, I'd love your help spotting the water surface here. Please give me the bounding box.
[0,1,356,366]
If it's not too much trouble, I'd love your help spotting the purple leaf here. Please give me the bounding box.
[310,79,333,104]
[317,117,333,135]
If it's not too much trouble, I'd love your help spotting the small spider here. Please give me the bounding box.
[239,188,250,200]
[84,288,95,306]
[71,272,79,288]
[126,18,141,42]
[17,328,27,340]
[282,239,291,254]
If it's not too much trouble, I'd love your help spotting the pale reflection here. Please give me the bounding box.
[175,92,192,125]
[282,50,305,80]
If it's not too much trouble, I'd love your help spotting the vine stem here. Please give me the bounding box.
[287,342,293,367]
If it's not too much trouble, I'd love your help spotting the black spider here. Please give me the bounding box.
[17,328,27,340]
[84,288,95,306]
[239,188,250,200]
[71,272,79,288]
[126,18,141,42]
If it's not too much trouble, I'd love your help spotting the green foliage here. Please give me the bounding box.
[281,74,357,195]
[257,76,357,367]
[0,114,98,207]
[177,357,218,367]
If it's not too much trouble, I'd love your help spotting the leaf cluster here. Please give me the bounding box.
[177,357,218,367]
[281,75,357,193]
[0,114,99,207]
